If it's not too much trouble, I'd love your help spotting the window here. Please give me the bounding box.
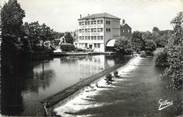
[85,36,87,40]
[87,21,90,25]
[98,36,103,40]
[97,28,103,32]
[87,28,90,32]
[94,36,96,40]
[91,20,96,25]
[91,36,94,40]
[85,21,87,25]
[93,28,96,32]
[79,29,82,33]
[84,20,90,25]
[80,36,84,40]
[97,36,103,40]
[97,36,100,40]
[85,29,87,32]
[93,20,96,24]
[101,20,103,24]
[98,43,100,48]
[91,28,96,32]
[79,22,82,25]
[97,20,103,24]
[88,36,90,40]
[106,20,110,25]
[79,21,84,25]
[106,28,111,32]
[94,43,100,48]
[97,20,100,24]
[97,28,100,32]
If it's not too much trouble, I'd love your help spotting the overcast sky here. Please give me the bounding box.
[1,0,183,32]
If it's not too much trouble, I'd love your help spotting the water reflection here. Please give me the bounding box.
[1,58,55,115]
[2,55,128,115]
[1,58,31,115]
[24,69,55,92]
[1,75,24,115]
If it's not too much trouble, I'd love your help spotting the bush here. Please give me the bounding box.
[60,43,75,52]
[140,51,146,57]
[160,12,183,90]
[155,51,169,67]
[113,71,119,77]
[131,31,145,52]
[144,40,157,52]
[114,38,132,55]
[75,48,87,52]
[105,73,112,81]
[145,50,154,56]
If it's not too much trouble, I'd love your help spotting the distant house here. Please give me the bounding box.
[71,30,78,42]
[120,19,132,37]
[74,12,121,52]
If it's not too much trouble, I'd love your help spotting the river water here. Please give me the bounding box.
[54,56,183,117]
[1,55,131,116]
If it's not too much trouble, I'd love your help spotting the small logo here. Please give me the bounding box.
[158,99,173,111]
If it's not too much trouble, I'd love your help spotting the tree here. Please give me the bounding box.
[131,31,145,52]
[1,0,25,37]
[1,0,26,68]
[144,40,156,52]
[162,12,183,89]
[25,21,41,46]
[40,23,54,42]
[114,38,132,55]
[24,21,56,50]
[142,31,153,40]
[155,50,169,67]
[152,27,160,33]
[64,32,74,44]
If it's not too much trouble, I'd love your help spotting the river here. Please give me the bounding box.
[54,55,183,117]
[1,55,131,116]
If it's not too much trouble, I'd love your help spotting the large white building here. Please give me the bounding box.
[74,13,121,52]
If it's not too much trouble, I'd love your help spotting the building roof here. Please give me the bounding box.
[106,39,116,47]
[121,24,131,29]
[79,13,120,20]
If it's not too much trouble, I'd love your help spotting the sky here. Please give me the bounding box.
[1,0,183,32]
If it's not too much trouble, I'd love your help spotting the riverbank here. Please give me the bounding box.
[52,51,116,57]
[41,56,131,115]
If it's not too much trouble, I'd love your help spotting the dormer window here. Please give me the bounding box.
[106,21,110,25]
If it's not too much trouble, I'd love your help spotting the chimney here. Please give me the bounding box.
[80,14,82,18]
[122,19,125,25]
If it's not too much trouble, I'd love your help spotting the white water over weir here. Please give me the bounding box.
[54,55,142,117]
